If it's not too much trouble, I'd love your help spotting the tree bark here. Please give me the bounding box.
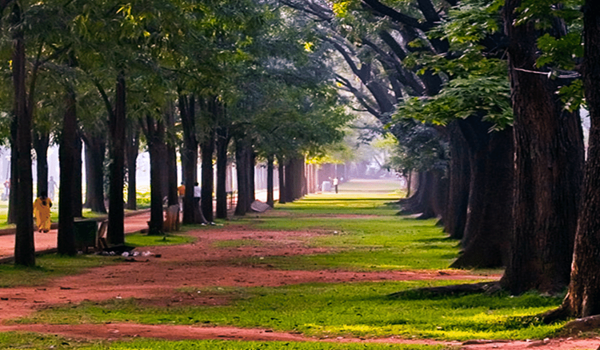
[267,155,274,207]
[554,0,600,318]
[501,0,585,294]
[452,120,513,268]
[234,137,248,216]
[164,103,178,207]
[141,115,165,236]
[125,120,139,210]
[216,125,229,219]
[8,115,17,224]
[201,129,215,222]
[72,131,83,218]
[82,133,107,213]
[444,122,470,239]
[247,149,255,209]
[284,158,295,202]
[58,86,77,256]
[107,72,126,245]
[33,130,49,197]
[278,156,286,204]
[179,93,199,224]
[12,4,35,265]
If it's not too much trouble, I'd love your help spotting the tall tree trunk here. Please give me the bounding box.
[72,131,83,217]
[83,134,107,213]
[58,86,77,256]
[400,171,436,219]
[284,158,294,202]
[201,129,215,222]
[142,115,165,235]
[234,137,248,216]
[278,156,286,204]
[164,103,178,207]
[125,120,139,210]
[548,0,600,319]
[288,156,304,201]
[179,93,200,224]
[33,130,49,197]
[452,121,513,268]
[267,155,274,207]
[8,115,17,224]
[13,5,34,265]
[216,125,229,219]
[107,72,126,245]
[501,0,584,294]
[247,149,255,209]
[444,122,471,239]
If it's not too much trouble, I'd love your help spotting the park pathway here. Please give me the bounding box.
[0,189,277,260]
[0,211,151,260]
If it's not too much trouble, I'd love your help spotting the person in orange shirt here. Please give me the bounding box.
[33,191,52,233]
[177,183,185,209]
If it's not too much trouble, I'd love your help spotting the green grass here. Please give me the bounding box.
[272,196,401,216]
[0,333,447,350]
[0,332,97,350]
[17,280,564,341]
[125,233,196,247]
[0,254,120,288]
[231,216,458,271]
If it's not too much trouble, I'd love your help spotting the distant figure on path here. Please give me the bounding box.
[33,191,52,233]
[333,177,339,194]
[194,182,201,202]
[48,176,57,201]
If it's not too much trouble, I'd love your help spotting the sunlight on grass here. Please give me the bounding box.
[234,215,457,271]
[19,280,564,341]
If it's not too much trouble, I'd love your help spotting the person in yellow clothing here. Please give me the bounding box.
[33,191,52,233]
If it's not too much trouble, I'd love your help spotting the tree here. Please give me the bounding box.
[543,0,600,320]
[11,1,35,266]
[500,0,584,294]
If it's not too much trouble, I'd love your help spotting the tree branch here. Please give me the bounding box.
[336,74,384,120]
[361,0,433,31]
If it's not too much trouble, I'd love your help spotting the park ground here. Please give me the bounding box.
[0,179,599,350]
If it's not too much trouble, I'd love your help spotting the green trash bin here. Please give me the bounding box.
[74,220,98,252]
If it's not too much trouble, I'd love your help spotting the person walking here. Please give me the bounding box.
[333,177,339,194]
[48,176,57,201]
[33,191,52,233]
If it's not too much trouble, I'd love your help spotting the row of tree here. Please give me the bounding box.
[4,0,350,267]
[281,0,600,320]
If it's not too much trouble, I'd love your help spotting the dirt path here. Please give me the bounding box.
[1,222,596,349]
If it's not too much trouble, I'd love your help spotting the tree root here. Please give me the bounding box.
[562,314,600,333]
[388,281,500,299]
[538,305,571,324]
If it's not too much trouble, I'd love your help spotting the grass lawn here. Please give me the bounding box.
[0,332,446,350]
[17,280,564,341]
[125,232,196,247]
